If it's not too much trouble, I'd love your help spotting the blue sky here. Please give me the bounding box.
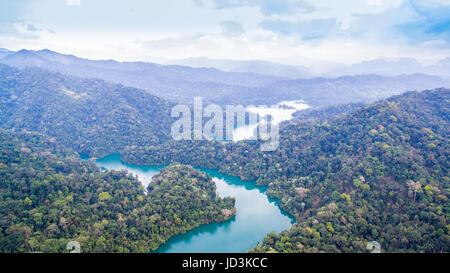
[0,0,449,64]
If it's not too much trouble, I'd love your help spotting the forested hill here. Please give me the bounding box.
[0,129,235,252]
[291,103,366,123]
[122,88,449,252]
[0,64,173,157]
[261,74,450,107]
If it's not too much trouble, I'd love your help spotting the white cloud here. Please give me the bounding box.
[1,0,449,66]
[66,0,81,6]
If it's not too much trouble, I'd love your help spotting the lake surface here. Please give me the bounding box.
[93,154,295,253]
[233,100,310,141]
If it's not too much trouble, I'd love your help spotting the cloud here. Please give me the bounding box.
[0,1,42,41]
[395,0,450,43]
[194,0,315,16]
[1,0,449,64]
[67,0,81,6]
[345,0,450,45]
[138,34,207,49]
[221,21,244,36]
[367,0,382,6]
[0,0,30,31]
[259,18,338,39]
[11,21,40,39]
[26,24,38,32]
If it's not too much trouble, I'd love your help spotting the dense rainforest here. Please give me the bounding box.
[0,64,173,157]
[0,129,235,252]
[121,88,449,252]
[0,59,448,252]
[291,102,366,123]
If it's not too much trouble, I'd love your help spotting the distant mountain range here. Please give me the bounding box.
[0,48,12,59]
[0,49,285,104]
[169,57,315,79]
[1,49,284,87]
[324,57,450,78]
[257,74,450,107]
[1,48,449,106]
[169,56,450,78]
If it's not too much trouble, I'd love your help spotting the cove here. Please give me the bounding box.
[92,154,295,253]
[233,100,310,141]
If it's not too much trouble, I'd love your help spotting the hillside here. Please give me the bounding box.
[291,103,366,123]
[0,64,172,157]
[121,88,450,252]
[0,129,235,252]
[259,74,450,107]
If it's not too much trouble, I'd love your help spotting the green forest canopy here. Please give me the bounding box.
[0,129,235,252]
[122,88,450,252]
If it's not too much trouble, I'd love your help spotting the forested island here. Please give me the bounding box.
[0,129,235,252]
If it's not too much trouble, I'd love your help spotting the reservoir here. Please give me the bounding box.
[232,100,310,141]
[94,154,295,253]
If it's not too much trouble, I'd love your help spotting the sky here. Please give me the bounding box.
[0,0,449,65]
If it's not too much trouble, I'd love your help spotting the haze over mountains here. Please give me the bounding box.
[0,48,449,107]
[325,57,450,78]
[0,49,12,60]
[169,57,316,79]
[0,49,283,105]
[169,56,450,78]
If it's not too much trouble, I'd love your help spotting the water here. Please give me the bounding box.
[233,100,310,141]
[95,154,165,190]
[92,154,295,253]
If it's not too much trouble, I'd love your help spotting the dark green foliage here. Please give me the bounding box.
[0,58,448,252]
[122,89,450,252]
[292,103,365,123]
[0,129,235,252]
[0,64,173,157]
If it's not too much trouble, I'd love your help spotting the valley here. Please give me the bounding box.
[93,154,294,253]
[1,1,449,266]
[0,50,448,253]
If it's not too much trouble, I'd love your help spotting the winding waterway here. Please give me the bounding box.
[90,100,308,252]
[93,154,295,253]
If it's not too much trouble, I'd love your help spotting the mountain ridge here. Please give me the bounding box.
[1,49,449,107]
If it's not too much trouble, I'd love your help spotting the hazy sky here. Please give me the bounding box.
[0,0,449,64]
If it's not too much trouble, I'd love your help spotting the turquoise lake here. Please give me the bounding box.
[93,154,295,253]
